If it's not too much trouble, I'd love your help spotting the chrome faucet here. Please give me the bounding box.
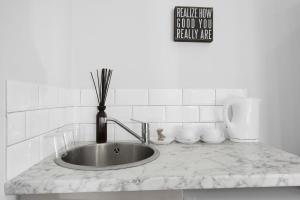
[106,118,151,144]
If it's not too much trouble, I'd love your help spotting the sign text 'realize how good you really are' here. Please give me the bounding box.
[174,6,213,42]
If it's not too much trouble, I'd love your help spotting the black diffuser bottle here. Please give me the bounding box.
[90,68,112,143]
[96,105,107,143]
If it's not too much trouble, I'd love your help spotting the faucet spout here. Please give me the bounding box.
[107,117,150,144]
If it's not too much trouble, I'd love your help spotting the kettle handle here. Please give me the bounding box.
[223,99,236,129]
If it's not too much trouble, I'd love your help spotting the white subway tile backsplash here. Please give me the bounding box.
[216,89,247,105]
[71,89,81,106]
[28,137,40,166]
[183,89,215,105]
[149,89,182,105]
[38,85,58,108]
[215,106,224,122]
[106,106,132,122]
[7,112,26,145]
[65,107,78,124]
[6,81,248,180]
[26,110,49,138]
[79,124,96,141]
[70,107,80,124]
[39,132,55,159]
[115,89,148,105]
[80,89,98,106]
[7,80,38,112]
[132,106,165,122]
[7,137,40,180]
[7,141,30,180]
[58,88,71,107]
[199,106,223,122]
[49,108,65,130]
[182,107,200,122]
[165,106,199,122]
[78,107,97,124]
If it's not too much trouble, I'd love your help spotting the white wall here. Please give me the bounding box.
[70,0,300,153]
[0,0,71,199]
[70,0,262,89]
[257,1,300,155]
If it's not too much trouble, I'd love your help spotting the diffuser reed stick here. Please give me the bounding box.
[90,68,113,107]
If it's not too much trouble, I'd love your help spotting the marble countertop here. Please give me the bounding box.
[5,141,300,195]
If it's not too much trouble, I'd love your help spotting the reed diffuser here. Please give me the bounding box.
[90,68,113,143]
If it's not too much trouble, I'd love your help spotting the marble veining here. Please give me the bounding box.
[5,141,300,195]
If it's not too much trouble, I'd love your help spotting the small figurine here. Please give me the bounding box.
[157,128,166,141]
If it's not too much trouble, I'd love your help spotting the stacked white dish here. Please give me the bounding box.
[151,126,226,145]
[175,126,200,144]
[175,126,225,144]
[200,127,225,143]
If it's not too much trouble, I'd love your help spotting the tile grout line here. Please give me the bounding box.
[79,89,82,106]
[114,88,116,105]
[131,105,134,120]
[147,88,150,105]
[198,105,201,123]
[37,85,40,110]
[7,105,78,114]
[5,80,8,181]
[163,105,166,123]
[181,88,183,106]
[6,123,76,148]
[25,110,28,143]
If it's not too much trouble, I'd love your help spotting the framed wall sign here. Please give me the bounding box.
[174,6,213,42]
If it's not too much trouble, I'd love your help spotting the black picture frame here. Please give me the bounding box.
[174,6,213,42]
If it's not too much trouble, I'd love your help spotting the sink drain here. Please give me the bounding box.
[113,146,120,154]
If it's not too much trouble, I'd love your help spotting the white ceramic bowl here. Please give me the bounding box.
[175,136,199,144]
[201,128,225,144]
[175,126,200,144]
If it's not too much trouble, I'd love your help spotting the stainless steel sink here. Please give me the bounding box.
[54,142,159,170]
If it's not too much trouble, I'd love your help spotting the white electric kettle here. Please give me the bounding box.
[223,97,261,142]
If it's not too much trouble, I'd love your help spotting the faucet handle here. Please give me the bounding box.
[130,118,148,124]
[130,118,150,144]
